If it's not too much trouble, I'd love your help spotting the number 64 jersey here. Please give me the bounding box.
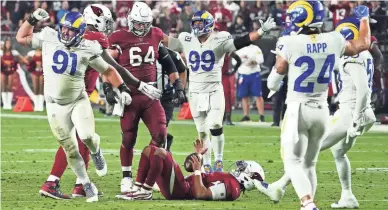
[169,31,236,92]
[276,31,346,105]
[31,27,107,104]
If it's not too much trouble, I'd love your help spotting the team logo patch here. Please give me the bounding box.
[185,36,192,42]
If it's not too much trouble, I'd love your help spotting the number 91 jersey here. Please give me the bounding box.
[178,31,236,92]
[31,27,104,104]
[276,31,346,104]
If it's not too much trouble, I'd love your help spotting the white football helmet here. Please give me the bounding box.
[229,160,265,191]
[83,4,113,34]
[127,2,153,37]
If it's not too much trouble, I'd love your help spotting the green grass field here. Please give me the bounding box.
[1,110,388,210]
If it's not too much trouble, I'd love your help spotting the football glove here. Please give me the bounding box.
[354,5,370,20]
[172,79,186,105]
[258,17,276,36]
[117,83,132,105]
[346,113,365,143]
[138,81,162,100]
[28,8,49,26]
[103,82,118,105]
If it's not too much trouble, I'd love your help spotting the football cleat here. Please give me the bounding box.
[331,194,359,209]
[203,164,213,174]
[91,149,107,177]
[213,160,224,172]
[72,184,104,198]
[254,181,286,203]
[120,177,134,193]
[116,187,152,200]
[259,115,265,122]
[83,182,98,202]
[39,180,71,200]
[240,116,251,122]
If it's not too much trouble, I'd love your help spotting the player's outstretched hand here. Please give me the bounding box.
[138,81,162,100]
[190,154,202,171]
[354,5,370,20]
[258,17,276,36]
[193,139,208,155]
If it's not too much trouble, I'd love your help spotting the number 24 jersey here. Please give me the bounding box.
[276,31,346,104]
[174,31,236,92]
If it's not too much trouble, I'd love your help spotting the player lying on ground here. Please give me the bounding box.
[260,16,376,209]
[16,9,135,202]
[106,2,185,193]
[265,2,371,209]
[35,4,163,200]
[162,10,276,173]
[116,139,268,201]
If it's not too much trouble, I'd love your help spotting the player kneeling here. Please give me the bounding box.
[116,139,266,201]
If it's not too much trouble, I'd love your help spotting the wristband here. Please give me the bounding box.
[194,170,201,176]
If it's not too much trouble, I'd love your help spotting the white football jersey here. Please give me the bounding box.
[337,50,373,108]
[31,27,107,104]
[169,31,236,92]
[235,44,264,75]
[276,31,346,104]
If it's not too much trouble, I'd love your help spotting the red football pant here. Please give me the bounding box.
[120,94,167,168]
[50,132,90,178]
[222,75,235,113]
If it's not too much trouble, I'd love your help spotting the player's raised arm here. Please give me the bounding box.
[162,34,184,53]
[343,5,371,56]
[16,9,49,47]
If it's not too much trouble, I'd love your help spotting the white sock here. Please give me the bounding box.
[302,199,316,208]
[2,92,7,108]
[7,92,13,108]
[122,166,132,172]
[75,178,82,185]
[273,173,291,188]
[33,95,38,111]
[47,175,59,182]
[284,159,312,199]
[211,133,225,162]
[201,133,211,166]
[39,95,45,111]
[334,153,353,197]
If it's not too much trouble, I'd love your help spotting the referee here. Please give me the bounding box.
[157,48,187,151]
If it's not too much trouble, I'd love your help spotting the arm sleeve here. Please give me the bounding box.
[230,51,242,72]
[209,183,227,201]
[159,44,178,75]
[169,49,187,73]
[345,63,369,117]
[267,66,285,91]
[89,56,109,73]
[168,36,184,52]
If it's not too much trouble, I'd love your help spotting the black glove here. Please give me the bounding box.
[172,79,186,105]
[161,84,174,102]
[103,82,118,105]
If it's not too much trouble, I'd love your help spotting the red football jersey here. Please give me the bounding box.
[186,172,241,201]
[108,27,164,94]
[84,31,109,49]
[329,2,351,26]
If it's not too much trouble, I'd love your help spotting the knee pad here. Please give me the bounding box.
[210,127,223,136]
[122,131,137,149]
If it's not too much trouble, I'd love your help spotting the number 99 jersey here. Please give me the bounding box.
[31,27,105,104]
[337,51,373,108]
[176,31,236,92]
[276,31,346,104]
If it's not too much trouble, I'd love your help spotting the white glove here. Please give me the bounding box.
[258,17,277,36]
[346,113,364,143]
[120,91,132,106]
[138,81,162,100]
[32,8,50,22]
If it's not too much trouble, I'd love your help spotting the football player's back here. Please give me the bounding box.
[279,31,344,104]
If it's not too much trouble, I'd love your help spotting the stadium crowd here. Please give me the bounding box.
[1,0,388,123]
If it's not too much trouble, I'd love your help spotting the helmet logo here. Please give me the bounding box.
[91,5,104,16]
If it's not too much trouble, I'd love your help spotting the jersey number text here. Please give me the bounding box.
[294,54,335,93]
[129,46,155,67]
[188,50,215,72]
[52,50,77,76]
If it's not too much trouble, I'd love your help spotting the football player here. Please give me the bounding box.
[116,139,264,201]
[16,10,133,202]
[107,2,185,193]
[162,10,276,173]
[266,1,371,209]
